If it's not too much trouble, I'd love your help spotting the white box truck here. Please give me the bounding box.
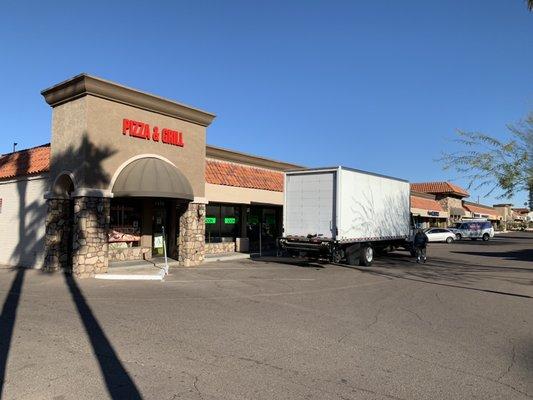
[279,166,411,266]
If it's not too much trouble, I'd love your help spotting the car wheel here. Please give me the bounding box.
[359,245,373,266]
[446,236,453,244]
[482,233,490,241]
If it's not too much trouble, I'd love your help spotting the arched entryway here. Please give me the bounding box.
[109,157,198,264]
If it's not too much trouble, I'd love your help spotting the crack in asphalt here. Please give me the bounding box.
[372,345,532,398]
[498,340,517,382]
[399,306,433,328]
[365,305,384,330]
[237,355,403,400]
[192,375,203,400]
[338,378,407,400]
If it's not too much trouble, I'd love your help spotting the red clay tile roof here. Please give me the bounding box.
[410,181,469,197]
[463,203,497,216]
[410,195,444,211]
[205,159,283,192]
[511,208,529,214]
[0,144,51,180]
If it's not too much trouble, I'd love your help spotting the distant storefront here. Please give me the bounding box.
[410,191,448,228]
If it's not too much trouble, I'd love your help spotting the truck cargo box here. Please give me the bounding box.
[283,167,410,243]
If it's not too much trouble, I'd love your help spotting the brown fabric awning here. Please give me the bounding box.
[112,157,194,200]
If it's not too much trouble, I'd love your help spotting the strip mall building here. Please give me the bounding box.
[0,74,299,277]
[0,74,506,277]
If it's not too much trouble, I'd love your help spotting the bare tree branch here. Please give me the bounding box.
[437,113,532,202]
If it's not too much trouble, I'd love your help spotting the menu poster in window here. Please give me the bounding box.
[108,229,141,243]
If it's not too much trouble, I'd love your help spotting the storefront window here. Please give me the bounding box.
[109,199,142,247]
[206,203,239,243]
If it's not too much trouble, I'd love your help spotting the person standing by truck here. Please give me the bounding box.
[413,228,429,263]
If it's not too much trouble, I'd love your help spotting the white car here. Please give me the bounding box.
[424,228,456,243]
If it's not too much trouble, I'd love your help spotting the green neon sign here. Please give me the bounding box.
[266,216,276,225]
[248,215,259,224]
[205,217,217,224]
[224,217,236,224]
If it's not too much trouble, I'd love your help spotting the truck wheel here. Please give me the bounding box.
[455,233,462,240]
[332,249,344,264]
[482,233,490,241]
[359,245,373,266]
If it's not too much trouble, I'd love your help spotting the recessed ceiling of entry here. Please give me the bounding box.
[112,157,194,200]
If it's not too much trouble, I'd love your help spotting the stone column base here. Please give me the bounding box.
[178,203,205,267]
[71,196,110,278]
[44,198,71,272]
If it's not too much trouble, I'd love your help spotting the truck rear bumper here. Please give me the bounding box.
[279,238,332,254]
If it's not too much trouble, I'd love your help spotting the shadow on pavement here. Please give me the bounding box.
[253,247,533,299]
[337,261,533,299]
[0,268,25,398]
[252,256,326,269]
[451,249,533,262]
[63,272,143,399]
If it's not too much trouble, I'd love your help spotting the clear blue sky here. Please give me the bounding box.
[1,0,531,206]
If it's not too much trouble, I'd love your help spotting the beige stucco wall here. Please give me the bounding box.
[205,183,283,205]
[0,174,48,268]
[49,95,206,197]
[49,97,88,191]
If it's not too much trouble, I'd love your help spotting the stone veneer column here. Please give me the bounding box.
[71,196,110,278]
[44,198,71,271]
[178,202,205,267]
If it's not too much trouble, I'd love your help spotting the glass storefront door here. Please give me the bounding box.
[247,206,281,254]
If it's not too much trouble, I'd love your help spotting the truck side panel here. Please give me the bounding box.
[284,171,336,239]
[338,168,410,241]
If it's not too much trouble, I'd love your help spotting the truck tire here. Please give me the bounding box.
[482,233,490,241]
[332,249,344,264]
[359,245,373,266]
[455,233,462,240]
[345,244,361,266]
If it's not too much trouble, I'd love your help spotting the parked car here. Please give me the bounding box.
[424,228,456,243]
[449,220,494,241]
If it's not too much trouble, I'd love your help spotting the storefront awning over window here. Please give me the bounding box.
[112,157,194,200]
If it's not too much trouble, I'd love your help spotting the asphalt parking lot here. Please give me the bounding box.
[0,232,532,399]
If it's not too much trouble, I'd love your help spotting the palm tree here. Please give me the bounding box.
[528,0,533,11]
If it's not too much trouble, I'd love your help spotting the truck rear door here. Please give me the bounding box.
[284,171,336,239]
